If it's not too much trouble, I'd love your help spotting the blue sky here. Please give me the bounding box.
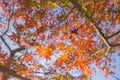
[92,50,120,80]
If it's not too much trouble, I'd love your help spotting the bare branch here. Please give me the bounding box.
[0,65,30,80]
[0,11,14,37]
[0,18,10,36]
[0,36,25,56]
[33,71,55,75]
[0,36,12,52]
[109,43,120,47]
[11,46,25,56]
[106,30,120,39]
[112,75,120,80]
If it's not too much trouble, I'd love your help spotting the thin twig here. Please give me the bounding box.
[0,11,14,37]
[33,71,55,74]
[106,30,120,39]
[0,36,12,52]
[91,47,107,58]
[112,75,120,80]
[109,43,120,47]
[37,7,74,33]
[54,7,74,27]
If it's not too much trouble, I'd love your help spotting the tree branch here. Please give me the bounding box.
[109,43,120,47]
[33,71,55,75]
[0,36,25,56]
[0,18,10,36]
[11,46,25,56]
[0,65,30,80]
[69,0,120,55]
[112,75,120,80]
[0,36,12,52]
[106,30,120,39]
[0,10,14,37]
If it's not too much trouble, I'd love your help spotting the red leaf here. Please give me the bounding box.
[45,53,51,61]
[109,71,115,75]
[9,32,18,41]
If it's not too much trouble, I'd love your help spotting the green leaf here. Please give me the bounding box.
[32,1,37,7]
[49,77,54,80]
[52,2,57,8]
[86,4,94,16]
[32,1,40,8]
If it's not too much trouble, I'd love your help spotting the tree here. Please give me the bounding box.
[0,0,120,80]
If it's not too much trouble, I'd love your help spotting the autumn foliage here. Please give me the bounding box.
[0,0,120,80]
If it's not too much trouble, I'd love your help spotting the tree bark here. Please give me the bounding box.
[0,65,30,80]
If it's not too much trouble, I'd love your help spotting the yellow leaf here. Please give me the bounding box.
[52,2,58,8]
[66,46,74,53]
[112,0,116,2]
[41,49,47,56]
[48,47,53,52]
[52,29,59,35]
[62,26,67,31]
[35,45,43,53]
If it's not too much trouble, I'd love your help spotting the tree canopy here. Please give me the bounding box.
[0,0,120,80]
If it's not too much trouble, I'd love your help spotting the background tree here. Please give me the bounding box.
[0,0,120,80]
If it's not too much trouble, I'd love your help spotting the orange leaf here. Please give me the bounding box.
[60,54,69,61]
[80,75,90,80]
[58,43,65,50]
[40,49,52,61]
[0,23,2,27]
[24,69,31,75]
[104,72,108,78]
[55,58,62,66]
[87,44,93,50]
[35,45,43,53]
[41,50,47,56]
[99,67,104,71]
[24,53,33,61]
[60,35,66,40]
[76,49,83,56]
[79,63,91,76]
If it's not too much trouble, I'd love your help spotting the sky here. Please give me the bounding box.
[92,50,120,80]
